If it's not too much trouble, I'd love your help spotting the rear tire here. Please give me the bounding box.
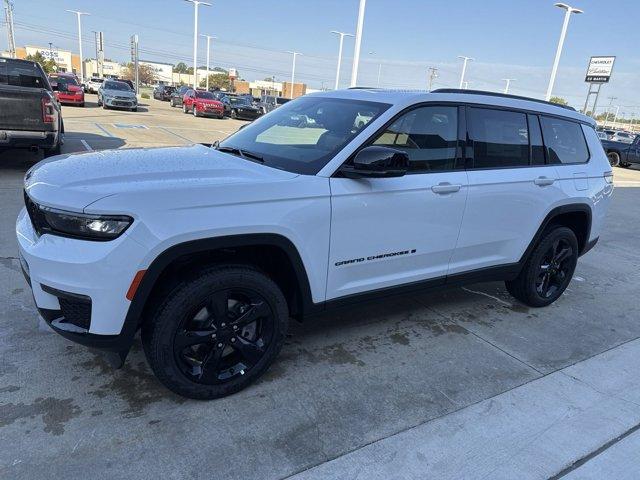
[193,106,199,117]
[142,266,289,400]
[170,98,175,107]
[183,104,188,114]
[607,151,621,167]
[231,110,237,119]
[505,226,578,307]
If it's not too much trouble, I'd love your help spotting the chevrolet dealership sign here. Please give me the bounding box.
[585,56,615,83]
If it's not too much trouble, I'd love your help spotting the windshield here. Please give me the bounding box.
[52,76,78,86]
[218,96,390,175]
[195,91,215,99]
[104,81,131,91]
[228,96,251,106]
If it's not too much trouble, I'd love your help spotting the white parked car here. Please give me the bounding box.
[17,89,613,399]
[610,131,636,144]
[85,77,104,94]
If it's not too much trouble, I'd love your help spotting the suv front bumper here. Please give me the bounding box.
[16,207,148,359]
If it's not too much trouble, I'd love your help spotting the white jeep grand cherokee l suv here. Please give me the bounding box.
[17,89,613,399]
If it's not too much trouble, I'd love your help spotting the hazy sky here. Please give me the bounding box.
[5,0,639,115]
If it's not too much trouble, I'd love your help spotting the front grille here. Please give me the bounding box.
[24,191,48,236]
[58,297,92,330]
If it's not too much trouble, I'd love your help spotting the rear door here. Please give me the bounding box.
[449,107,566,274]
[327,104,468,300]
[0,59,49,132]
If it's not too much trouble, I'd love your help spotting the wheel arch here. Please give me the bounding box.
[519,204,592,265]
[126,233,315,332]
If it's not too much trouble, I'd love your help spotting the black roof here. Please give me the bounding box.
[431,88,576,111]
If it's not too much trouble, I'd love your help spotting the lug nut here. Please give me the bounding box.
[221,322,226,327]
[211,334,216,339]
[231,338,236,343]
[217,343,223,348]
[233,325,238,331]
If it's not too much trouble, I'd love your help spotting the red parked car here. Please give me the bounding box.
[182,89,225,118]
[49,73,85,107]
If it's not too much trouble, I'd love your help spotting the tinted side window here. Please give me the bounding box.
[468,108,529,168]
[0,61,46,88]
[372,105,458,172]
[540,116,589,164]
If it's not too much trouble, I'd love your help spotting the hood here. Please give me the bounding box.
[103,88,136,97]
[24,144,298,211]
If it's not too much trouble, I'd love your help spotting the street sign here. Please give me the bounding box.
[585,56,615,83]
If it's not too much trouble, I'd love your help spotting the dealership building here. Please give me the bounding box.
[2,45,81,75]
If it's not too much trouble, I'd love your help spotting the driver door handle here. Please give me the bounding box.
[534,176,555,186]
[431,182,462,194]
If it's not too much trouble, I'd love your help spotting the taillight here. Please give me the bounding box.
[604,171,614,184]
[41,96,55,123]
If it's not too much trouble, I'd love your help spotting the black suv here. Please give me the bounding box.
[153,85,176,101]
[170,85,191,107]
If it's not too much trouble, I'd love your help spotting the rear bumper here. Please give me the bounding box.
[0,129,57,150]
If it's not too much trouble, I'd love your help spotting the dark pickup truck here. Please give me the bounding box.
[0,57,64,157]
[601,135,640,168]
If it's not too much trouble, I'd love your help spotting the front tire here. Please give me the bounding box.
[231,109,237,119]
[183,104,188,114]
[193,106,199,117]
[170,98,175,107]
[142,266,289,400]
[506,226,578,307]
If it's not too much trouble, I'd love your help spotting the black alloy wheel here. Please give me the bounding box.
[607,152,620,167]
[535,238,574,299]
[505,226,578,307]
[174,288,274,384]
[142,266,288,399]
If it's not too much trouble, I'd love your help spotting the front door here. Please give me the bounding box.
[326,105,468,300]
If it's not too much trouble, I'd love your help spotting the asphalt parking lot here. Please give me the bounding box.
[1,97,640,479]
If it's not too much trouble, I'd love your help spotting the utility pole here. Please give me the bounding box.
[427,67,438,91]
[545,3,583,101]
[185,0,211,88]
[502,78,515,94]
[330,31,354,90]
[3,0,16,58]
[286,51,302,98]
[66,10,89,83]
[130,34,139,94]
[611,105,620,129]
[200,34,216,90]
[603,96,617,128]
[457,56,473,89]
[350,0,367,87]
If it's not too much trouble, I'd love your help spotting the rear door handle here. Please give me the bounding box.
[534,176,555,186]
[431,182,462,194]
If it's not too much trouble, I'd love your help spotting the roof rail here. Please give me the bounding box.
[431,88,576,111]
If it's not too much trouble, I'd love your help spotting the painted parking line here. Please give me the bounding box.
[158,126,196,144]
[94,123,115,137]
[80,139,93,151]
[112,123,148,129]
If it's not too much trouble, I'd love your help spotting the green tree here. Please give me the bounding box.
[121,63,157,85]
[25,52,58,74]
[200,73,232,91]
[549,96,568,106]
[173,62,189,74]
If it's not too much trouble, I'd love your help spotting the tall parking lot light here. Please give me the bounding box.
[457,56,473,89]
[331,31,354,90]
[503,78,515,94]
[350,0,367,87]
[185,0,211,88]
[200,34,216,91]
[545,3,583,101]
[66,10,89,83]
[286,51,302,98]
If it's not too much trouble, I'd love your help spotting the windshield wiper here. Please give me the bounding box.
[216,145,264,163]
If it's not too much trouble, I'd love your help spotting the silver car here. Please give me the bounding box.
[97,80,138,111]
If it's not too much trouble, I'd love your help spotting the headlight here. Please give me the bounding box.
[39,206,133,241]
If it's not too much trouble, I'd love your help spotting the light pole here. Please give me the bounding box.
[457,56,473,89]
[545,3,583,101]
[286,51,302,98]
[502,78,515,94]
[66,10,89,83]
[200,34,216,90]
[603,96,617,128]
[611,105,620,129]
[368,51,382,87]
[185,0,211,88]
[330,30,354,90]
[350,0,367,87]
[427,67,438,91]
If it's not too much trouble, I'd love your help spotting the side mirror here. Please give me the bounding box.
[339,146,410,179]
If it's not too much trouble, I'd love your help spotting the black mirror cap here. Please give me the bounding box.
[340,146,410,179]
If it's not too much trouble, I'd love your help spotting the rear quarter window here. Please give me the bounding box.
[540,116,589,164]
